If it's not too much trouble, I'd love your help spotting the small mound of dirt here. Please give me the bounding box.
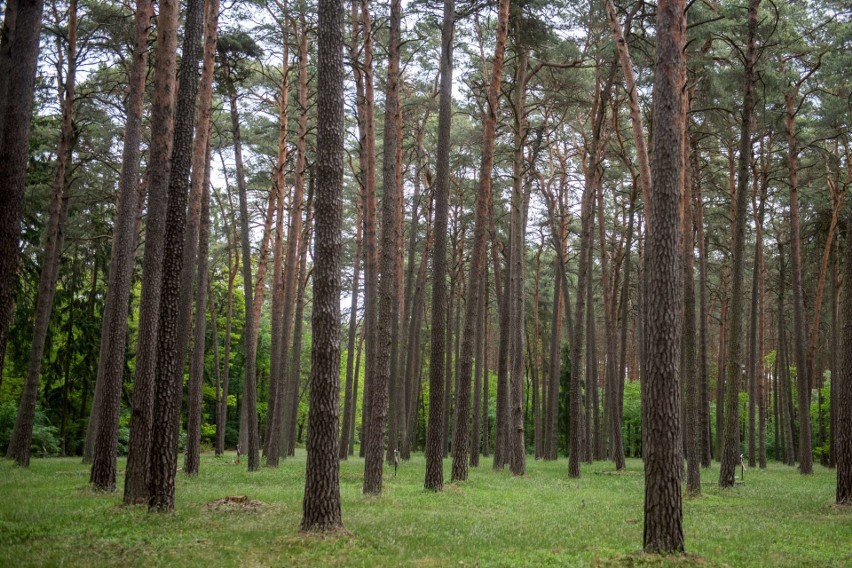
[205,496,266,511]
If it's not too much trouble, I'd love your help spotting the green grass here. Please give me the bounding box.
[1,452,849,567]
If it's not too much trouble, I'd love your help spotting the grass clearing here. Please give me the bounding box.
[1,453,849,566]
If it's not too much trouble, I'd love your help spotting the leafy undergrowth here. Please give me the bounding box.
[1,453,849,567]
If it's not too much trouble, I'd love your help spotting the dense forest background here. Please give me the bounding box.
[0,0,849,505]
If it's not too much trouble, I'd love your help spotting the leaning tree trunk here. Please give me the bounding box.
[147,0,204,512]
[300,0,344,532]
[643,0,686,554]
[9,0,75,467]
[122,0,178,503]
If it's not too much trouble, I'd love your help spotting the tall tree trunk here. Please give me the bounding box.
[265,34,289,458]
[8,0,75,467]
[682,122,700,497]
[215,188,239,456]
[719,0,760,489]
[268,13,307,467]
[507,24,527,477]
[693,147,712,467]
[364,0,401,493]
[339,188,362,460]
[785,89,813,475]
[147,0,205,511]
[836,223,852,502]
[424,0,454,491]
[184,145,212,476]
[358,0,379,463]
[300,0,344,531]
[122,0,178,503]
[284,170,314,457]
[0,0,44,379]
[181,0,218,477]
[643,0,685,553]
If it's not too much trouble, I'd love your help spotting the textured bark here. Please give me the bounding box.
[9,0,75,468]
[221,52,261,472]
[184,146,212,477]
[837,218,852,503]
[0,0,43,382]
[643,0,685,553]
[284,173,314,456]
[265,37,289,459]
[785,89,813,475]
[507,26,527,477]
[89,0,150,478]
[215,188,239,456]
[682,126,700,497]
[746,169,766,469]
[339,182,362,460]
[424,0,454,491]
[358,0,379,462]
[693,149,712,467]
[719,0,759,489]
[531,250,542,460]
[122,0,178,504]
[300,0,344,531]
[182,0,218,477]
[450,0,510,482]
[147,0,204,511]
[364,0,401,493]
[269,13,307,467]
[471,265,486,467]
[545,264,562,460]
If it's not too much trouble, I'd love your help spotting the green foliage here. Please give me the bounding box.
[0,403,60,458]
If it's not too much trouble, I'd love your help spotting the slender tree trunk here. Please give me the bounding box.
[269,13,307,467]
[719,0,760,489]
[8,0,75,467]
[184,145,212,476]
[364,0,402,493]
[836,225,852,502]
[266,36,289,458]
[785,90,813,475]
[424,0,454,491]
[339,190,362,460]
[358,0,379,463]
[301,0,344,530]
[215,188,239,456]
[694,147,712,467]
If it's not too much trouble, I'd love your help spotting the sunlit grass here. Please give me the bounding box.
[1,451,849,566]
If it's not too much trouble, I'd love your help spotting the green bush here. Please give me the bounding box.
[0,402,61,458]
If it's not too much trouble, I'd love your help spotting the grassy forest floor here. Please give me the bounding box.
[1,452,849,567]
